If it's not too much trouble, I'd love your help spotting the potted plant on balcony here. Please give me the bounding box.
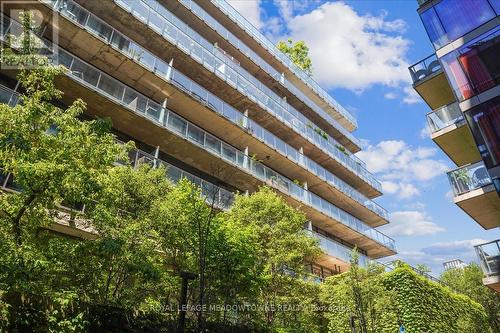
[454,168,472,193]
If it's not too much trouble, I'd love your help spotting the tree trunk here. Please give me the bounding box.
[12,193,37,246]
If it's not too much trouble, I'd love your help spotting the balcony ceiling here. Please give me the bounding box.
[455,184,500,230]
[431,120,481,166]
[414,71,455,110]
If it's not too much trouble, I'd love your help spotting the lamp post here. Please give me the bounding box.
[177,271,197,333]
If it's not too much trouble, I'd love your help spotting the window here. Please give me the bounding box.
[441,28,500,100]
[434,0,495,42]
[420,7,448,48]
[465,96,500,170]
[420,0,497,49]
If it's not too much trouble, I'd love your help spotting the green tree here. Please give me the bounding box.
[277,39,313,75]
[415,263,432,274]
[0,9,123,289]
[79,165,175,308]
[0,10,128,331]
[222,186,322,332]
[321,256,397,333]
[440,263,500,332]
[150,178,228,331]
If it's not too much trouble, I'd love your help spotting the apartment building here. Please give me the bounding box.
[0,0,395,281]
[409,0,499,292]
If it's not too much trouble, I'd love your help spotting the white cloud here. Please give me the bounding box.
[419,123,431,139]
[404,201,426,211]
[403,85,422,104]
[282,2,411,91]
[422,239,488,256]
[227,0,263,29]
[384,92,397,100]
[381,210,445,236]
[356,140,449,183]
[399,183,420,199]
[444,190,454,202]
[394,238,487,274]
[381,181,420,199]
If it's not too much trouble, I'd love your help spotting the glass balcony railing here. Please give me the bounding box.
[409,53,442,84]
[1,13,394,251]
[107,0,366,167]
[0,84,18,106]
[169,70,387,219]
[447,161,492,197]
[307,230,369,267]
[474,239,500,278]
[127,148,234,210]
[205,0,358,128]
[0,84,233,210]
[45,1,385,211]
[178,0,359,134]
[426,102,463,133]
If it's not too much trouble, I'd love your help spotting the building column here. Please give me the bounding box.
[244,146,249,169]
[166,58,174,81]
[306,221,313,231]
[160,98,168,125]
[280,72,285,85]
[243,109,249,129]
[153,146,160,168]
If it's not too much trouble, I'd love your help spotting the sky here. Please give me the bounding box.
[227,0,498,275]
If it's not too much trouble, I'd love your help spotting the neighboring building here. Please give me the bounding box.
[443,259,467,271]
[0,0,395,280]
[409,0,499,292]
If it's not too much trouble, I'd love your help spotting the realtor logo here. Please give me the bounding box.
[0,1,59,69]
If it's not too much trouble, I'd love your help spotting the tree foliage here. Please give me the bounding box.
[440,264,500,332]
[277,39,313,75]
[322,261,494,333]
[0,26,325,329]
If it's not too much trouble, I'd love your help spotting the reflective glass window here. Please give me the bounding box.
[491,0,500,15]
[422,0,496,49]
[465,95,500,170]
[420,7,448,48]
[442,28,500,100]
[435,0,495,43]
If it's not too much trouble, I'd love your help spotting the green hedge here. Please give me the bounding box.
[322,264,492,333]
[384,266,491,333]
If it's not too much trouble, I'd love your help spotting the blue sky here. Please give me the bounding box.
[228,0,497,274]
